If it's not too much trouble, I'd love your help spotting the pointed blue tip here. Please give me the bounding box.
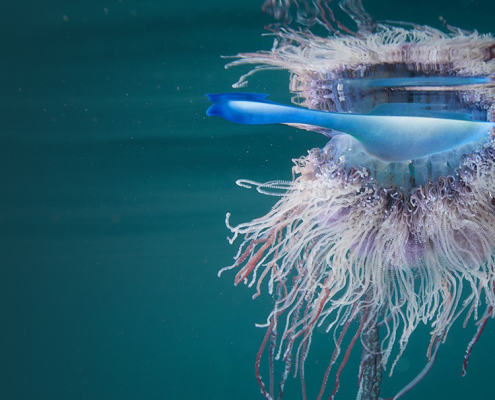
[206,104,218,117]
[206,93,274,121]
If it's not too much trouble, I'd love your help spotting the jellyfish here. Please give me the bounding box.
[207,1,495,399]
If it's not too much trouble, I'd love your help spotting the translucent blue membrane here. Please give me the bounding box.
[345,76,492,88]
[206,93,493,162]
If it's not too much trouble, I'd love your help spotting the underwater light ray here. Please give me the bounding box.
[209,1,495,400]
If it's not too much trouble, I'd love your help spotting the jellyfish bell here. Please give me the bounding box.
[207,1,495,399]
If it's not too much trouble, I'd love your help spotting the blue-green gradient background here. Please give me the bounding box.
[1,1,494,399]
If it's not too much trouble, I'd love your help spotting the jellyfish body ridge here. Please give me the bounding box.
[207,92,494,162]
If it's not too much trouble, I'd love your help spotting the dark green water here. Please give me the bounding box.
[1,1,494,399]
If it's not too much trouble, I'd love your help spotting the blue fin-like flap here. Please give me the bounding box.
[206,92,280,121]
[205,92,493,162]
[206,93,270,103]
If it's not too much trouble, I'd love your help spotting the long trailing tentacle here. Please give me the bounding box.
[339,0,376,34]
[379,333,444,400]
[461,305,494,377]
[261,0,375,34]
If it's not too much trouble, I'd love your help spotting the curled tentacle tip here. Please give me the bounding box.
[236,179,254,189]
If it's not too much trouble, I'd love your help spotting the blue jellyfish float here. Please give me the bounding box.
[207,1,495,399]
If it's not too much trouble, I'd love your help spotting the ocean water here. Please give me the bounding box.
[1,1,494,399]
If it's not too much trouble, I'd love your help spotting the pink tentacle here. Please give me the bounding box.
[461,305,493,377]
[380,334,444,400]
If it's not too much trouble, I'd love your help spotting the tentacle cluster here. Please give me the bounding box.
[222,137,495,399]
[228,25,495,91]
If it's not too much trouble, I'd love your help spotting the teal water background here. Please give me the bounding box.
[1,1,494,399]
